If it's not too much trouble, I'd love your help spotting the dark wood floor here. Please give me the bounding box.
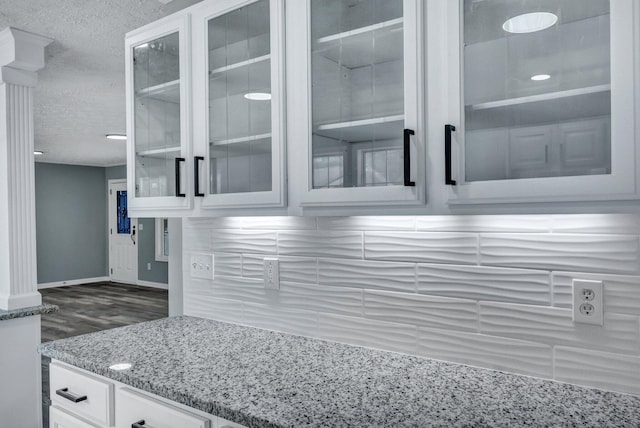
[40,281,168,426]
[41,281,168,342]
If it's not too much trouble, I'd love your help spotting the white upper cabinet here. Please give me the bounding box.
[126,14,192,214]
[435,0,639,206]
[288,0,426,208]
[192,0,286,209]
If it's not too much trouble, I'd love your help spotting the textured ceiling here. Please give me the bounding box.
[0,0,201,166]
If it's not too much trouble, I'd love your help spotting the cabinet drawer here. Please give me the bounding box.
[50,405,102,428]
[50,362,114,426]
[116,387,211,428]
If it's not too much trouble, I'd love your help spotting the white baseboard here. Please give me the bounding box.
[135,280,168,290]
[38,277,110,289]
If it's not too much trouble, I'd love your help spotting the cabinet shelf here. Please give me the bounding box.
[209,54,270,75]
[468,84,611,111]
[313,18,403,69]
[211,133,271,146]
[465,85,611,131]
[314,114,403,142]
[137,146,181,158]
[136,79,180,103]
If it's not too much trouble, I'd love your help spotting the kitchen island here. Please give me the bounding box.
[39,316,640,427]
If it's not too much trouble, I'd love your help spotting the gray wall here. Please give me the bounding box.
[35,163,107,283]
[35,163,168,285]
[104,165,168,285]
[138,218,169,283]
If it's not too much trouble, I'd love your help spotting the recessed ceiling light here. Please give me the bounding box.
[109,362,132,371]
[244,92,271,101]
[34,151,44,155]
[106,134,127,141]
[503,12,558,34]
[531,74,551,81]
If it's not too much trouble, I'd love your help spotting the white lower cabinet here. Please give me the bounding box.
[116,388,210,428]
[50,362,114,427]
[50,405,101,428]
[49,361,247,428]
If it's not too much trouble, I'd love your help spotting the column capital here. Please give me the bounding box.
[0,27,53,73]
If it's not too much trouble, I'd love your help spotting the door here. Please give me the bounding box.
[439,0,637,205]
[191,0,286,209]
[125,13,192,214]
[290,0,426,208]
[109,180,138,284]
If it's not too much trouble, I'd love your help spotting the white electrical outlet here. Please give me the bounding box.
[190,253,215,280]
[263,258,279,290]
[572,279,603,325]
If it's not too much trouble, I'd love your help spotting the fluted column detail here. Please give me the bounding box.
[0,27,52,310]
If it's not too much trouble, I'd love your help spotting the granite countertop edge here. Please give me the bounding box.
[0,303,58,321]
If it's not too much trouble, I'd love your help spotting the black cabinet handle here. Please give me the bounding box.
[132,420,147,428]
[403,128,416,187]
[174,157,186,197]
[445,124,457,185]
[55,387,87,403]
[194,156,204,197]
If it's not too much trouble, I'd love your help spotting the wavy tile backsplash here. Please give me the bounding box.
[182,214,640,396]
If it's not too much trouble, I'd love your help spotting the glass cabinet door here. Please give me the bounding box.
[311,0,405,189]
[444,0,636,204]
[194,0,286,208]
[296,0,424,207]
[126,14,191,212]
[464,0,611,182]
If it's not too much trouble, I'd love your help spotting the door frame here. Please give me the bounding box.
[108,179,138,284]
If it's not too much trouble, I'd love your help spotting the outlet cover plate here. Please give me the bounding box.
[190,253,214,280]
[572,279,603,325]
[263,257,279,290]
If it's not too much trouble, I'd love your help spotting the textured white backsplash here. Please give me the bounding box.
[182,214,640,396]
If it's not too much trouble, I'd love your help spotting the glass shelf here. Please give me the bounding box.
[209,54,270,75]
[211,133,271,146]
[136,146,181,158]
[465,87,611,131]
[314,115,403,142]
[313,18,403,69]
[136,79,180,103]
[468,84,611,111]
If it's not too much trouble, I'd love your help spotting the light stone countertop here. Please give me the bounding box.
[38,316,640,428]
[0,303,58,321]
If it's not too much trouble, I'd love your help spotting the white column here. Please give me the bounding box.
[0,28,52,310]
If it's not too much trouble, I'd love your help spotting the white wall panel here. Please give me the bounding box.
[479,302,640,353]
[553,272,640,315]
[479,234,640,274]
[318,313,417,355]
[278,231,363,258]
[550,214,640,234]
[418,264,551,305]
[318,216,416,231]
[183,295,244,325]
[364,290,478,332]
[365,232,478,264]
[182,227,212,252]
[213,252,242,277]
[319,258,416,293]
[242,303,319,337]
[417,327,553,378]
[554,346,640,395]
[211,230,277,254]
[242,254,318,284]
[416,215,550,233]
[278,282,363,316]
[182,213,640,396]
